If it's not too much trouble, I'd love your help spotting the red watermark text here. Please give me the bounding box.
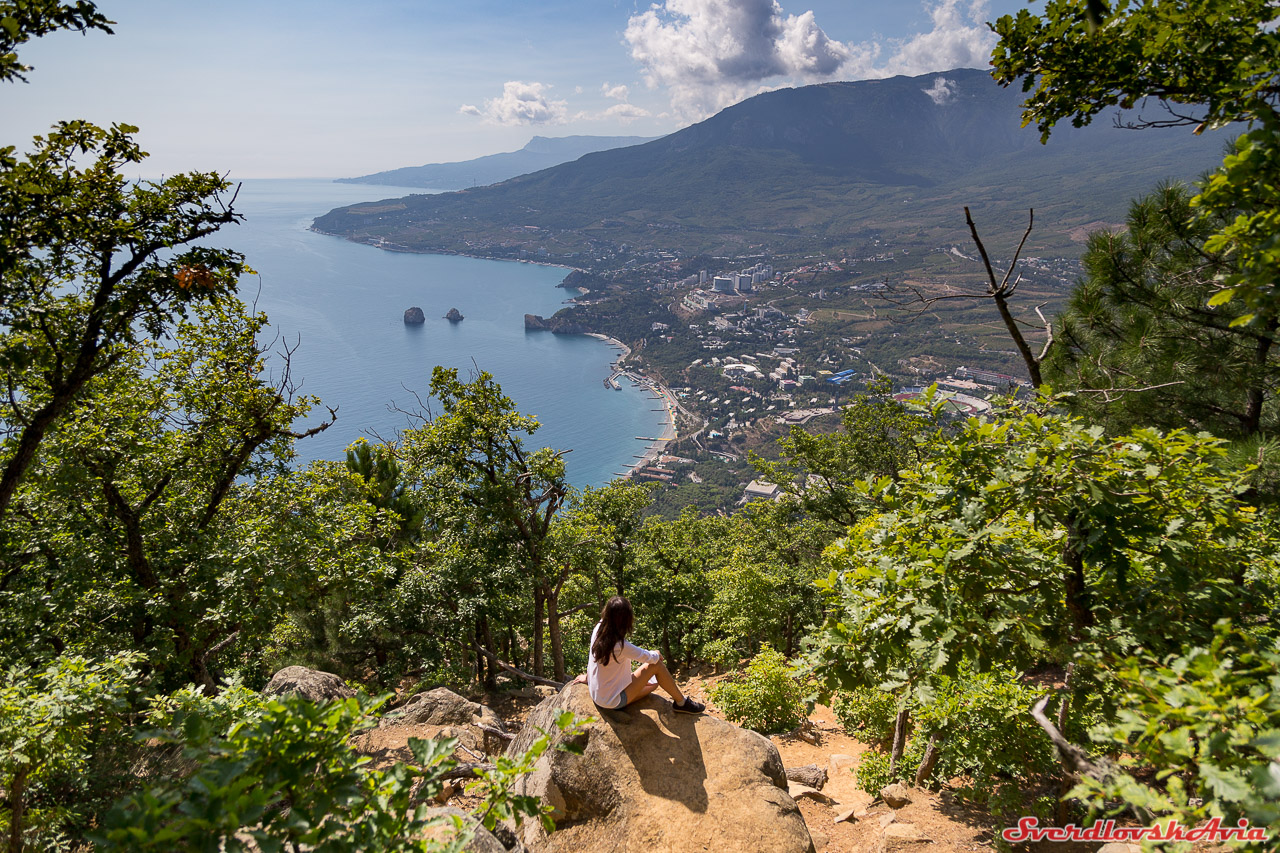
[1001,816,1269,844]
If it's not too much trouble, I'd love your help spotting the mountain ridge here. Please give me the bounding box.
[315,69,1233,260]
[337,135,657,190]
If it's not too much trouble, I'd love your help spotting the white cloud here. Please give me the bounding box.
[603,102,651,122]
[602,82,631,101]
[459,81,568,126]
[624,0,996,119]
[922,75,957,105]
[877,0,996,79]
[625,0,855,118]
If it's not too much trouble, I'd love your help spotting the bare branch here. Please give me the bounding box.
[473,644,564,688]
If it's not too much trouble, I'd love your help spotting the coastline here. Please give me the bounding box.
[307,226,582,273]
[586,333,680,478]
[309,222,659,484]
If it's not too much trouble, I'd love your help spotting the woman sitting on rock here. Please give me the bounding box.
[583,595,705,714]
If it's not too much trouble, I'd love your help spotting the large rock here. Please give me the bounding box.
[383,687,506,731]
[421,806,508,853]
[505,682,814,853]
[262,666,355,703]
[368,688,510,758]
[404,306,426,324]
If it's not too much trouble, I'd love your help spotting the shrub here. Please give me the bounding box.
[831,688,897,743]
[912,666,1057,802]
[852,741,923,793]
[0,653,141,850]
[711,645,805,734]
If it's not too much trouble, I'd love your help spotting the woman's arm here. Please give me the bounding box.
[621,639,660,664]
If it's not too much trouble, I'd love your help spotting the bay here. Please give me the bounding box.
[221,179,664,488]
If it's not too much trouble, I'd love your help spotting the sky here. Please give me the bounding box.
[5,0,1031,179]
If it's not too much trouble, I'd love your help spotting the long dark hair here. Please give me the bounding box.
[592,596,634,665]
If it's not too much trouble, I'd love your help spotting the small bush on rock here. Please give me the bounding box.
[711,645,805,734]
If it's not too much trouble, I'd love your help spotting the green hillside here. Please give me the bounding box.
[313,68,1231,261]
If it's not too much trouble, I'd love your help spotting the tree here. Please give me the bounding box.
[990,0,1280,323]
[1045,183,1279,438]
[0,301,331,689]
[809,402,1273,711]
[751,377,941,528]
[398,368,569,681]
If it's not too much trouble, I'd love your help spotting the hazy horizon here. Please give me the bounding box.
[5,0,1030,180]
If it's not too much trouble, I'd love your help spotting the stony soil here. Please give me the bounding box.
[356,676,1172,852]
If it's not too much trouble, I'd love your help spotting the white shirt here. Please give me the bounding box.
[587,621,659,705]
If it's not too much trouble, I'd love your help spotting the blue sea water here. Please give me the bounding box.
[222,179,664,488]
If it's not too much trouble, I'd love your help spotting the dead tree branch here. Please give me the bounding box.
[474,644,564,689]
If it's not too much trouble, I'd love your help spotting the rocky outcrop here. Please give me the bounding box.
[365,688,511,758]
[384,687,506,730]
[444,307,464,322]
[262,666,355,703]
[523,314,588,335]
[504,683,814,853]
[404,306,426,324]
[422,806,509,853]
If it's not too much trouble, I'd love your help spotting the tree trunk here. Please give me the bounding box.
[785,764,828,790]
[8,765,27,853]
[889,707,911,777]
[1243,317,1277,436]
[532,592,545,678]
[1062,514,1094,634]
[546,585,566,684]
[914,732,943,787]
[477,617,497,689]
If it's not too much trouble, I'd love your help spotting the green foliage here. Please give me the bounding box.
[990,0,1280,322]
[831,688,896,742]
[1071,622,1280,838]
[1046,183,1280,440]
[751,378,942,527]
[144,681,270,736]
[469,710,589,835]
[711,645,805,734]
[95,695,467,852]
[912,667,1058,803]
[0,653,140,849]
[809,401,1270,704]
[345,438,427,547]
[852,743,922,793]
[0,1,112,82]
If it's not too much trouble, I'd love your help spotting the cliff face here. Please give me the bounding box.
[524,314,588,335]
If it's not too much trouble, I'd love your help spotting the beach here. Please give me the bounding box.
[587,333,682,478]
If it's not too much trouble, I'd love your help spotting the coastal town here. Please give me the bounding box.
[519,244,1064,513]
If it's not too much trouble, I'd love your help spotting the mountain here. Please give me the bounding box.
[315,69,1233,259]
[336,135,658,190]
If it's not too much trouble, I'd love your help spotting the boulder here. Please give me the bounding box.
[505,682,814,853]
[404,306,426,324]
[371,687,510,757]
[262,666,355,703]
[879,822,929,852]
[421,806,508,853]
[444,307,464,322]
[879,783,912,809]
[383,687,506,731]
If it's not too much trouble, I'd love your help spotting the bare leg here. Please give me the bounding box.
[623,660,686,706]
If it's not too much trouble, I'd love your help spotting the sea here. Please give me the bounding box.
[219,179,666,488]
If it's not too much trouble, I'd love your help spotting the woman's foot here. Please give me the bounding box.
[674,697,705,714]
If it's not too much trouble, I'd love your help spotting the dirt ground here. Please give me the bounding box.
[359,678,1172,853]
